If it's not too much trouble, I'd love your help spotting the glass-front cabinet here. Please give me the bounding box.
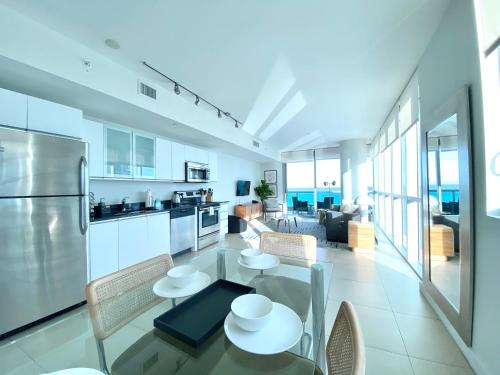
[105,127,133,178]
[133,133,155,178]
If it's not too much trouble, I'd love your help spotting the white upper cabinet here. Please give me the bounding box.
[27,96,82,138]
[133,133,155,179]
[82,119,104,178]
[185,145,209,164]
[208,151,218,181]
[0,88,27,129]
[171,141,186,181]
[104,126,133,178]
[155,137,172,180]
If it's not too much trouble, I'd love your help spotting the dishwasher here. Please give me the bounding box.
[170,207,196,255]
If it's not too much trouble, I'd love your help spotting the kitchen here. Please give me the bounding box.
[0,86,262,339]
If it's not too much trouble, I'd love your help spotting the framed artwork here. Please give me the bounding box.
[268,184,277,198]
[264,169,277,184]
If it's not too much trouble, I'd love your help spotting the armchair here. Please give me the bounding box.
[325,210,360,243]
[263,198,284,220]
[292,196,308,214]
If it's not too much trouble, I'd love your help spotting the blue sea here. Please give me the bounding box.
[287,190,341,208]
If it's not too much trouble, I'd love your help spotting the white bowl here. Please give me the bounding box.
[240,248,263,265]
[167,265,199,288]
[231,294,273,331]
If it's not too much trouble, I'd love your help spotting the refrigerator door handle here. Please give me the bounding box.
[79,156,88,235]
[79,196,88,235]
[79,156,87,196]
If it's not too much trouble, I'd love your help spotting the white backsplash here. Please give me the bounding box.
[90,152,262,214]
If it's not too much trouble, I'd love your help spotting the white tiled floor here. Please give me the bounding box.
[0,218,474,375]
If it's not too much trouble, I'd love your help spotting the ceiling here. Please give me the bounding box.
[1,0,450,151]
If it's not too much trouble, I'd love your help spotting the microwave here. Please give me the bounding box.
[185,161,210,182]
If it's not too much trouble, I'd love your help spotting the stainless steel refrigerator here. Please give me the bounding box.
[0,127,88,337]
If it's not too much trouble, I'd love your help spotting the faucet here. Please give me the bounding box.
[121,196,129,212]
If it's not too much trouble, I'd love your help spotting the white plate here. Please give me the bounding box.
[224,302,303,355]
[237,254,280,270]
[153,272,211,298]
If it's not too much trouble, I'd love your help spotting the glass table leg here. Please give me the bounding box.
[311,264,326,373]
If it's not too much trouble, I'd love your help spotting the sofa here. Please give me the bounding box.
[324,209,361,243]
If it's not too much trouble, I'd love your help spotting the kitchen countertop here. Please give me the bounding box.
[90,207,173,223]
[90,201,230,224]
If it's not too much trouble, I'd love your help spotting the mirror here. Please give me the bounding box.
[427,114,460,309]
[422,86,473,345]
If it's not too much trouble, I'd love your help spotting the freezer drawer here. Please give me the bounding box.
[0,127,86,197]
[0,196,87,336]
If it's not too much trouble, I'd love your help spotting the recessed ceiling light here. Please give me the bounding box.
[105,39,120,50]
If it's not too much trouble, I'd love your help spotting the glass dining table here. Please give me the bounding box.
[91,247,333,375]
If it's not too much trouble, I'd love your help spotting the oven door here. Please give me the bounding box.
[198,208,220,236]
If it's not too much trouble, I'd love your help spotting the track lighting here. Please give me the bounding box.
[142,61,243,129]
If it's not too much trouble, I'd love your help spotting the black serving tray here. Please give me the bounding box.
[153,279,255,347]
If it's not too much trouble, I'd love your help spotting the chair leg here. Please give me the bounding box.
[96,339,110,375]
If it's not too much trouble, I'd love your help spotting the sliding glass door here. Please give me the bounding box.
[285,149,341,212]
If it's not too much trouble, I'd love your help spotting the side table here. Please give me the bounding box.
[348,221,375,250]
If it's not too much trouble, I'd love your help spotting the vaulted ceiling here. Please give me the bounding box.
[1,0,450,150]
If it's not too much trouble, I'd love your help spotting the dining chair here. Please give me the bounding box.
[326,301,366,375]
[86,254,174,375]
[253,231,318,356]
[260,231,317,261]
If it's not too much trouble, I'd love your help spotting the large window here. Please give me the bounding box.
[286,161,315,207]
[372,74,423,275]
[315,159,341,206]
[286,151,341,209]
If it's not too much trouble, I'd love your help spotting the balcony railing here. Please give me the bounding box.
[286,189,341,209]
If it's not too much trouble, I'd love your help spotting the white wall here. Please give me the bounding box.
[260,161,285,204]
[419,1,499,374]
[90,151,261,214]
[0,4,280,162]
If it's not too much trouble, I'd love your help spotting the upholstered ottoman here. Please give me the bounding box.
[228,215,248,233]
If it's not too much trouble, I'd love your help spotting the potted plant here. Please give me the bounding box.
[254,180,273,204]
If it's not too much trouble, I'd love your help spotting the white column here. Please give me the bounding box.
[339,139,369,202]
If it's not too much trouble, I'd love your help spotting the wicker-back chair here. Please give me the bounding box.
[326,301,366,375]
[260,231,317,260]
[86,254,174,374]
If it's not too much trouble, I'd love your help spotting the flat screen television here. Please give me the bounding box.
[236,180,251,196]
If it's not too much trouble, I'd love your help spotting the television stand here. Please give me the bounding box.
[234,202,263,221]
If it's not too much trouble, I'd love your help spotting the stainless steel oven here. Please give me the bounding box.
[198,205,220,248]
[185,161,210,182]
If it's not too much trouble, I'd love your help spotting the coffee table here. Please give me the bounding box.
[277,214,297,232]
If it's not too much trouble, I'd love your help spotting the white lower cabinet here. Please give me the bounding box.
[89,221,119,281]
[147,213,171,258]
[89,212,171,280]
[118,216,148,269]
[220,203,229,239]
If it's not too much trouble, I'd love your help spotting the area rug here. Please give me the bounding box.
[239,217,343,249]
